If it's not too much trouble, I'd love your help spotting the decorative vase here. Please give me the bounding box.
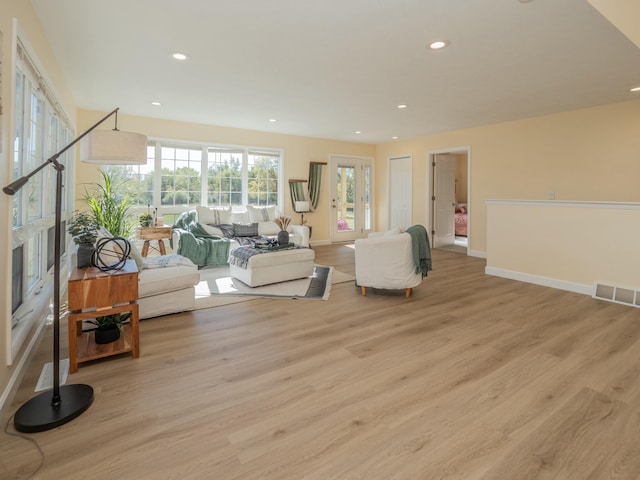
[277,230,290,245]
[94,325,121,344]
[77,243,96,269]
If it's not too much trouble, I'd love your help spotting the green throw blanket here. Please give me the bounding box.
[172,211,230,267]
[405,224,432,278]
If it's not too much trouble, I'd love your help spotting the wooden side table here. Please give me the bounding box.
[139,226,172,256]
[67,260,140,373]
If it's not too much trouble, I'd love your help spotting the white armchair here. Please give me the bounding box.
[354,229,424,297]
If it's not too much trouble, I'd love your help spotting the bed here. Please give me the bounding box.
[455,205,468,236]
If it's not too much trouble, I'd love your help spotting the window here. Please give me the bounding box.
[11,246,24,319]
[11,40,74,333]
[108,141,283,217]
[161,145,202,206]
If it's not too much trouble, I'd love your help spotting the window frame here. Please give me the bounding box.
[107,139,285,221]
[8,37,75,362]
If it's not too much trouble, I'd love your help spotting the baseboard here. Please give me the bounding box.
[485,266,593,296]
[310,240,331,247]
[468,249,486,259]
[0,315,48,415]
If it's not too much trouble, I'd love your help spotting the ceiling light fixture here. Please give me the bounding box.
[397,104,408,109]
[171,52,190,61]
[268,118,277,123]
[151,101,161,106]
[392,136,399,140]
[630,86,640,92]
[355,131,362,134]
[429,40,449,50]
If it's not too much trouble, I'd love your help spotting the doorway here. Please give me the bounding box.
[388,155,412,229]
[329,155,374,242]
[429,148,470,254]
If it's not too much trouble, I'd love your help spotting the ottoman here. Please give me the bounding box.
[229,247,315,287]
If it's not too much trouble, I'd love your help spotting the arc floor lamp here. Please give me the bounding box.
[4,108,146,432]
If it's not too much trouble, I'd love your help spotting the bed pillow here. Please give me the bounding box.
[233,223,259,237]
[246,205,277,223]
[196,205,232,225]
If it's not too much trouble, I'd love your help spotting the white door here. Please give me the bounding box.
[433,154,456,248]
[389,155,412,229]
[330,156,373,242]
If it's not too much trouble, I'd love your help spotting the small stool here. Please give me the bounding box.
[139,226,172,257]
[229,247,315,287]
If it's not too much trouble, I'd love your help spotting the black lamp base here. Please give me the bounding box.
[14,384,94,433]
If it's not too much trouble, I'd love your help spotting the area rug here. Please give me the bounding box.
[194,265,354,310]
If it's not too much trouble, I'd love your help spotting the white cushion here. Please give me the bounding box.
[246,205,277,223]
[138,264,200,298]
[201,224,225,237]
[196,205,231,225]
[128,241,145,270]
[384,227,404,236]
[238,247,315,268]
[230,211,250,224]
[95,227,139,269]
[258,221,280,235]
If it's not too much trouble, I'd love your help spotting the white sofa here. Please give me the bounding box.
[74,231,201,320]
[172,206,310,267]
[354,228,424,297]
[137,255,200,319]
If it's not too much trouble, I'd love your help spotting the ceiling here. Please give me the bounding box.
[30,0,640,144]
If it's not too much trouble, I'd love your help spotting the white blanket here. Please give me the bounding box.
[142,254,196,270]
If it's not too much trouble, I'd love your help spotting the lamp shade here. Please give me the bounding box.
[295,200,310,212]
[81,130,147,165]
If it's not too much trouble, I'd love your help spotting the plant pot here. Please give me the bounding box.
[77,243,96,269]
[277,230,290,245]
[94,325,121,344]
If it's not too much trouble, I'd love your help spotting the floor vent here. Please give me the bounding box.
[593,283,640,308]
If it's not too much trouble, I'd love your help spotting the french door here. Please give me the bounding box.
[329,155,374,242]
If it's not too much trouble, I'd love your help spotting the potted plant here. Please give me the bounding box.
[89,312,130,344]
[67,211,99,268]
[274,215,292,245]
[139,211,153,228]
[84,170,135,238]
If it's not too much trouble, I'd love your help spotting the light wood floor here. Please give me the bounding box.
[3,244,640,479]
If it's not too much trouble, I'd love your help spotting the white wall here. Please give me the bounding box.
[486,200,640,294]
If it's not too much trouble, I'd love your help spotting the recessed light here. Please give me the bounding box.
[171,52,190,61]
[397,104,408,109]
[151,101,161,106]
[630,86,640,92]
[355,130,362,134]
[392,136,399,140]
[268,118,277,123]
[429,40,449,50]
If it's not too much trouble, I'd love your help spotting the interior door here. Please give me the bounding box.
[389,155,412,229]
[433,154,456,248]
[330,156,373,242]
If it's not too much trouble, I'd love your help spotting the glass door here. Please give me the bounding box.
[330,156,373,242]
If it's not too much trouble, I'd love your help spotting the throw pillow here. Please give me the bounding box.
[95,227,140,269]
[196,205,232,225]
[246,205,276,223]
[128,241,145,271]
[258,221,280,236]
[233,223,259,237]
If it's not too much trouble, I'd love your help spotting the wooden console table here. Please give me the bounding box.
[67,260,140,373]
[139,226,172,256]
